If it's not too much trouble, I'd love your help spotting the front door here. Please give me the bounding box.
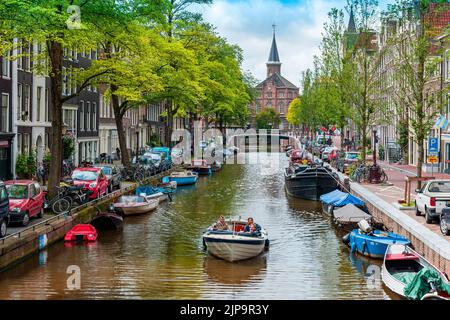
[0,145,11,180]
[445,143,450,173]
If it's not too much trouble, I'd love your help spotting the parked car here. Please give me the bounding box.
[440,208,450,235]
[336,151,360,173]
[5,180,45,226]
[415,180,450,224]
[0,182,9,237]
[71,167,109,199]
[94,165,121,193]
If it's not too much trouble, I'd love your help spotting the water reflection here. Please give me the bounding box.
[204,255,267,285]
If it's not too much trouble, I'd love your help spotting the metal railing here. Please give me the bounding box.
[0,166,179,245]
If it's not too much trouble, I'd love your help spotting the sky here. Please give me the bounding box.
[194,0,391,87]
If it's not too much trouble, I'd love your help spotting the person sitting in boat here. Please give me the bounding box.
[244,217,261,235]
[213,215,229,231]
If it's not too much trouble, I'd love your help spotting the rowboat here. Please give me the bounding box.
[90,207,123,231]
[113,195,159,216]
[169,170,198,186]
[136,185,173,202]
[381,243,450,300]
[333,204,371,232]
[202,220,269,262]
[347,223,410,259]
[186,159,212,175]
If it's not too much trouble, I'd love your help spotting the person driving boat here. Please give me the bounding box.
[244,217,261,234]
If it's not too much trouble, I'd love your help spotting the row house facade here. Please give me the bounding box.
[373,3,450,172]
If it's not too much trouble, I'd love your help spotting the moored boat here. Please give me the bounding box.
[347,221,410,259]
[382,243,450,300]
[186,159,212,175]
[333,204,371,232]
[320,189,366,215]
[64,224,98,242]
[202,220,269,262]
[284,164,339,201]
[211,161,223,173]
[91,211,123,231]
[169,170,198,186]
[113,195,159,216]
[136,185,173,202]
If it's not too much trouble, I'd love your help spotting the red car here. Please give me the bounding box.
[5,180,45,226]
[71,168,108,199]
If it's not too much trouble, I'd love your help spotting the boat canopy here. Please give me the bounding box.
[320,190,365,207]
[333,204,371,223]
[403,267,450,300]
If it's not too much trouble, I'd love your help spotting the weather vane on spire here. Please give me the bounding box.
[272,23,277,34]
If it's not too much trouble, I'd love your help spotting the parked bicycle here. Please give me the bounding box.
[44,187,72,214]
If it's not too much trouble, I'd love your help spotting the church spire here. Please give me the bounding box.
[347,5,356,33]
[268,24,280,63]
[267,24,281,77]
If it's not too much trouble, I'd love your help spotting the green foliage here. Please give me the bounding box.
[256,107,281,130]
[62,134,75,160]
[16,151,37,179]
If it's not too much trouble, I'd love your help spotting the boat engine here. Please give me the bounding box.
[358,219,372,234]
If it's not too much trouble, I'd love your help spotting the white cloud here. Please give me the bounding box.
[194,0,346,87]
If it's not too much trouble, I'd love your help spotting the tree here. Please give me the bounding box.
[256,107,281,130]
[0,0,125,198]
[344,0,383,161]
[387,0,449,182]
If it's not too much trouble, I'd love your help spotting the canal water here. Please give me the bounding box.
[0,153,395,299]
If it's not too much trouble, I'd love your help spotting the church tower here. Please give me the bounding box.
[266,25,281,77]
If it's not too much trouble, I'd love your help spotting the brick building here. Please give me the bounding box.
[253,28,299,130]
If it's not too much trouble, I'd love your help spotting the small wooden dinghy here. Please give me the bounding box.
[169,170,198,186]
[202,220,269,262]
[382,244,450,300]
[113,195,159,216]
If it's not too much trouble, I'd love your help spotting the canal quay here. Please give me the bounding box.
[0,152,395,300]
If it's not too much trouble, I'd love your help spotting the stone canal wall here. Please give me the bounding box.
[0,167,179,272]
[336,172,450,275]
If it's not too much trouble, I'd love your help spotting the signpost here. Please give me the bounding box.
[427,137,440,176]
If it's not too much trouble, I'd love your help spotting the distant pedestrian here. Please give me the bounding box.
[116,147,121,160]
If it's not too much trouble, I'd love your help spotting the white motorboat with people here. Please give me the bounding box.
[202,216,269,262]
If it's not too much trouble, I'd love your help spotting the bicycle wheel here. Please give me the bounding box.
[380,171,388,183]
[133,171,145,181]
[52,198,71,214]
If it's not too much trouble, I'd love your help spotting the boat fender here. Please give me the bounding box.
[168,193,173,202]
[265,239,270,248]
[342,233,350,244]
[202,237,207,249]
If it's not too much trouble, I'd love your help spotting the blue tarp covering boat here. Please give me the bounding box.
[320,190,365,207]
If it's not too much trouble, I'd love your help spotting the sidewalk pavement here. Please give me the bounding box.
[359,160,449,239]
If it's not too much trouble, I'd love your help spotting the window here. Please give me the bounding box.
[1,94,9,132]
[92,102,97,131]
[37,86,42,122]
[45,88,49,122]
[24,84,30,120]
[17,43,22,70]
[17,133,22,153]
[23,133,30,154]
[62,67,67,95]
[17,84,22,121]
[29,184,36,198]
[86,101,91,131]
[80,101,85,131]
[23,42,31,72]
[1,55,10,78]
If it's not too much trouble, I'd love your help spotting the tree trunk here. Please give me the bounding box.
[47,40,63,199]
[165,99,173,148]
[111,88,130,167]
